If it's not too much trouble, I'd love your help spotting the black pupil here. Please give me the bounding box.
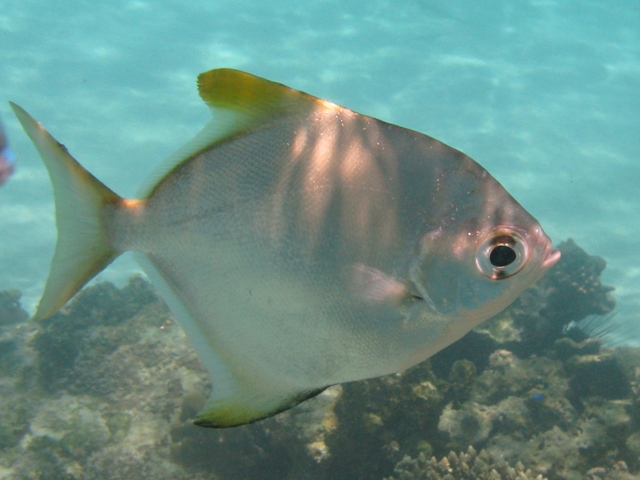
[490,245,516,267]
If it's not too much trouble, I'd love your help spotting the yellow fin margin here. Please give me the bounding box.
[140,68,328,198]
[195,386,328,428]
[197,68,320,115]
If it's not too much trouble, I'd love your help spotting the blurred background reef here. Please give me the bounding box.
[0,238,637,480]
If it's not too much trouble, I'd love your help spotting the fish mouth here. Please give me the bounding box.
[543,247,561,268]
[530,226,561,269]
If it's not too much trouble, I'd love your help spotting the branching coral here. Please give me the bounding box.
[385,446,546,480]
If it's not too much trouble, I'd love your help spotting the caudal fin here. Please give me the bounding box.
[10,103,122,320]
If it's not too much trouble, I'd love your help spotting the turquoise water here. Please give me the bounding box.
[0,1,639,478]
[1,1,638,330]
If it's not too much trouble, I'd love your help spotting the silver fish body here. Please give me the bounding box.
[11,69,560,427]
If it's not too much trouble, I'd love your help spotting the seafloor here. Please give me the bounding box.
[0,239,638,480]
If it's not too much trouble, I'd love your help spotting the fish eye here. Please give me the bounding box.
[476,231,527,280]
[490,245,516,267]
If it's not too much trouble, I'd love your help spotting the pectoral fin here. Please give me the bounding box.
[350,263,423,306]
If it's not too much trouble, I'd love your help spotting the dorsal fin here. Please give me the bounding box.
[197,68,321,114]
[138,69,333,198]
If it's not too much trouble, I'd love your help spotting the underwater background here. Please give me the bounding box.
[0,0,639,479]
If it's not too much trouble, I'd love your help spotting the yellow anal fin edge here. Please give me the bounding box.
[195,386,329,428]
[135,252,330,429]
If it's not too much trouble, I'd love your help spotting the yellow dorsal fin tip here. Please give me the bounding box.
[197,68,313,112]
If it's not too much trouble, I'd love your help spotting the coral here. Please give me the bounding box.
[0,280,214,479]
[585,462,638,480]
[437,350,577,451]
[169,387,341,480]
[541,239,616,324]
[385,446,546,480]
[438,401,497,447]
[0,238,638,479]
[448,359,477,404]
[565,351,630,400]
[319,361,447,478]
[0,290,30,378]
[553,337,602,360]
[0,292,38,461]
[82,446,207,480]
[482,395,636,480]
[32,395,110,457]
[0,290,28,326]
[510,239,616,355]
[471,350,570,406]
[433,342,639,479]
[30,275,170,392]
[473,239,619,362]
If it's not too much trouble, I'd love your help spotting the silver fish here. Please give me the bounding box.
[0,115,16,185]
[11,68,560,427]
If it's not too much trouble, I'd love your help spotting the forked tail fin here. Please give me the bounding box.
[10,103,122,319]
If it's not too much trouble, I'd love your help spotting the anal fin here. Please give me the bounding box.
[135,252,328,428]
[195,386,328,428]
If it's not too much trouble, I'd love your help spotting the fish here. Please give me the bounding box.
[0,115,16,185]
[11,68,560,428]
